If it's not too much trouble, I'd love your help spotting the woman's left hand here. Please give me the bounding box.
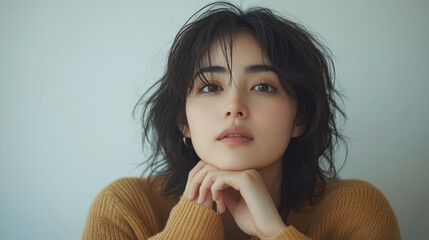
[187,161,286,240]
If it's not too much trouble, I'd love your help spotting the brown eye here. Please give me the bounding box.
[252,83,275,92]
[199,84,223,93]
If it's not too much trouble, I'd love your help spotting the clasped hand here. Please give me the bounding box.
[183,161,286,240]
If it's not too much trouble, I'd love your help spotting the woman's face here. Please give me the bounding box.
[183,33,301,171]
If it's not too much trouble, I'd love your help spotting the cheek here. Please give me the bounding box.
[185,101,219,161]
[185,101,216,137]
[254,100,296,145]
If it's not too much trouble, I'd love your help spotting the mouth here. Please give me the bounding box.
[217,126,253,145]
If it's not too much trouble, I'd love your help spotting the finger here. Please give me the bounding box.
[210,171,265,214]
[187,160,206,182]
[198,171,217,204]
[210,175,241,215]
[210,174,240,209]
[200,189,214,210]
[212,180,238,210]
[185,161,206,199]
[220,171,279,223]
[222,188,240,216]
[210,172,241,193]
[211,178,225,201]
[211,170,263,200]
[188,163,216,200]
[214,191,226,214]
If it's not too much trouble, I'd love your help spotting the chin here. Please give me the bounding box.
[206,156,259,171]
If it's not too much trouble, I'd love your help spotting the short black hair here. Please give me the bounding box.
[134,1,346,215]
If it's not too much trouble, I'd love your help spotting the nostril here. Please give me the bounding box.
[225,111,245,118]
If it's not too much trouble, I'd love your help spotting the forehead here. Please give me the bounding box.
[200,32,272,67]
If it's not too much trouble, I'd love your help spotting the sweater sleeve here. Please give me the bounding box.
[82,179,224,240]
[272,226,311,240]
[151,198,224,239]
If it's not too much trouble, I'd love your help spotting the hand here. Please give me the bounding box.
[185,161,286,240]
[183,161,215,210]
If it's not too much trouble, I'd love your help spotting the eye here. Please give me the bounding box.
[198,84,223,94]
[252,83,276,93]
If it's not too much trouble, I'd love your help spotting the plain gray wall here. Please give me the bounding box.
[1,0,428,239]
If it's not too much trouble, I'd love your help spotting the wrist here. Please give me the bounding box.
[260,222,287,240]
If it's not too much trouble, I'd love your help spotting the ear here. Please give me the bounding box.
[179,124,191,138]
[177,115,191,138]
[291,117,306,138]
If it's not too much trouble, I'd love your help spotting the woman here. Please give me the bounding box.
[83,2,401,239]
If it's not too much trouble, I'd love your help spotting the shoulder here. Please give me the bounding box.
[83,177,178,238]
[321,179,395,218]
[324,179,386,202]
[97,177,156,205]
[83,177,177,238]
[95,177,176,215]
[312,179,401,239]
[102,177,159,200]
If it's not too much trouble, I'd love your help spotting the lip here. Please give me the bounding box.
[217,126,254,145]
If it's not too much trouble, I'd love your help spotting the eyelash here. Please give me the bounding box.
[198,84,223,94]
[196,81,277,94]
[252,81,277,93]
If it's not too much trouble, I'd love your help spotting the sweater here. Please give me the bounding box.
[82,177,401,239]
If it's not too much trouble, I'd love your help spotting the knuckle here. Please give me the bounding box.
[189,168,198,178]
[243,169,258,181]
[201,182,211,192]
[207,164,217,170]
[249,169,258,175]
[189,161,205,177]
[206,170,217,181]
[188,171,195,180]
[210,181,217,190]
[242,170,252,178]
[204,164,214,172]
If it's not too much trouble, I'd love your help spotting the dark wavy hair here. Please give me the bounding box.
[134,1,346,216]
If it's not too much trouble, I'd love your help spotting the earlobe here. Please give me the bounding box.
[177,116,191,138]
[291,121,305,138]
[180,124,191,138]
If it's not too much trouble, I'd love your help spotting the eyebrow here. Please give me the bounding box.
[195,64,276,78]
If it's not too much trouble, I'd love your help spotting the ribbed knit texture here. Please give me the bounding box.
[83,178,400,239]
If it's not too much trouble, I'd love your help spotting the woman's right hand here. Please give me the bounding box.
[183,160,286,240]
[183,161,216,210]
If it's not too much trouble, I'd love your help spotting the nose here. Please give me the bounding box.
[225,109,246,118]
[223,91,248,119]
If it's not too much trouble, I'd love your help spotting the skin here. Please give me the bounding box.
[181,32,303,240]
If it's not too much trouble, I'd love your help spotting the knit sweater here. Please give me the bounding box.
[82,177,400,239]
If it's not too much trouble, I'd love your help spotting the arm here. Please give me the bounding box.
[186,161,400,240]
[82,178,224,240]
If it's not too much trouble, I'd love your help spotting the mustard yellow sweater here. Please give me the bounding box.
[83,178,400,239]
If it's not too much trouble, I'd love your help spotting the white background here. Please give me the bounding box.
[1,0,428,239]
